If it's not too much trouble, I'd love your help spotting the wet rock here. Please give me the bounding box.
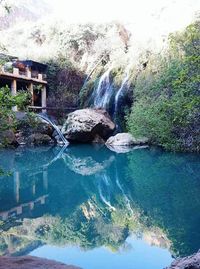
[165,250,200,269]
[0,256,81,269]
[15,113,55,145]
[27,133,53,146]
[17,114,54,137]
[106,133,149,147]
[34,120,54,136]
[62,108,115,143]
[0,129,18,146]
[106,144,149,153]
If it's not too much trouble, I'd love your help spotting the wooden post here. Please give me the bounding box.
[14,172,20,203]
[42,85,47,113]
[26,67,31,78]
[43,168,48,192]
[11,79,17,111]
[13,67,19,76]
[32,184,36,197]
[38,74,43,81]
[28,83,34,105]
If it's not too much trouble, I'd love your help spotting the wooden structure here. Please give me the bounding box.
[0,169,48,222]
[0,56,47,112]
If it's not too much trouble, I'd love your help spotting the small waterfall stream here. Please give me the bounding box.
[37,114,69,146]
[92,68,113,109]
[114,67,130,116]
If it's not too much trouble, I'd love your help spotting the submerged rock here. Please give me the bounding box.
[62,108,115,143]
[0,256,80,269]
[165,250,200,269]
[106,133,149,147]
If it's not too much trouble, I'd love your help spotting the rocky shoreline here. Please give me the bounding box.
[0,256,81,269]
[1,250,200,269]
[0,109,149,151]
[166,250,200,269]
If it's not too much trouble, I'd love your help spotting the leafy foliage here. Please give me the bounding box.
[0,86,31,146]
[0,85,31,110]
[46,58,85,111]
[127,20,200,152]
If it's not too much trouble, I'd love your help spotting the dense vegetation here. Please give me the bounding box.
[0,86,31,148]
[0,86,30,132]
[127,20,200,152]
[46,58,84,110]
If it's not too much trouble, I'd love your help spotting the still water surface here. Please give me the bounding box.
[0,145,199,269]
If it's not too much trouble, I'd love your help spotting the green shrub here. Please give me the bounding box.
[127,20,200,152]
[0,86,31,134]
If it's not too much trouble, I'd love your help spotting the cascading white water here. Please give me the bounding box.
[114,67,130,115]
[116,173,133,214]
[97,173,116,211]
[91,66,130,118]
[83,56,105,89]
[37,114,69,146]
[44,144,68,168]
[92,68,113,109]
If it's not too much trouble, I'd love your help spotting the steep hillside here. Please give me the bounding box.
[0,0,51,30]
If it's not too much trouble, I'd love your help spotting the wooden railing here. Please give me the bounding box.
[28,106,78,112]
[0,66,47,82]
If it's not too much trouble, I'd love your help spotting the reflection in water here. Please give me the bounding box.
[97,173,116,211]
[0,145,199,268]
[116,171,133,215]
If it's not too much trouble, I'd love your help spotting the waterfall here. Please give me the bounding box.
[114,67,130,115]
[83,56,105,88]
[92,68,113,109]
[37,114,69,146]
[89,65,131,128]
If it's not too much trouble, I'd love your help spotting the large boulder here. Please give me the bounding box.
[62,109,115,143]
[106,133,149,146]
[165,250,200,269]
